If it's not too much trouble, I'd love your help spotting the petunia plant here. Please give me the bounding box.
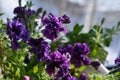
[0,0,120,80]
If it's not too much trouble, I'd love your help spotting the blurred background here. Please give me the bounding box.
[0,0,120,67]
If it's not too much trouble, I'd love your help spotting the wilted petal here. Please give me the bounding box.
[59,14,71,23]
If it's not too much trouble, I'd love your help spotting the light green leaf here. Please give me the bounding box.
[33,65,38,73]
[15,68,20,77]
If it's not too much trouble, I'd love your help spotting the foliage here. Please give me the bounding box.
[66,18,120,63]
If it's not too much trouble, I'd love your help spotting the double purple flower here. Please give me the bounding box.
[14,6,26,19]
[45,51,70,79]
[71,43,91,67]
[58,43,91,67]
[41,13,70,41]
[7,20,30,50]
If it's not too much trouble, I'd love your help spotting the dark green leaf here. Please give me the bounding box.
[37,8,42,14]
[101,18,105,26]
[18,0,21,6]
[78,33,91,43]
[0,13,4,16]
[93,25,100,32]
[73,24,83,35]
[103,37,112,46]
[116,22,120,30]
[105,28,112,33]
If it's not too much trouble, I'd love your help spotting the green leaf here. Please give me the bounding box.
[79,65,87,72]
[33,65,38,73]
[101,18,105,26]
[116,22,120,30]
[15,68,20,77]
[103,37,112,46]
[97,48,107,63]
[18,0,21,6]
[90,48,97,57]
[0,13,4,16]
[106,28,112,33]
[37,8,42,14]
[70,64,75,69]
[26,1,33,8]
[73,24,83,35]
[92,25,100,32]
[78,33,91,43]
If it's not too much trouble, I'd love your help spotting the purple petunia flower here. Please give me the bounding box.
[74,43,90,55]
[58,44,73,61]
[14,6,35,19]
[79,73,88,80]
[14,6,26,18]
[81,55,91,65]
[28,38,50,61]
[71,43,91,67]
[115,58,120,65]
[7,20,30,50]
[14,6,25,14]
[41,13,70,41]
[45,51,70,77]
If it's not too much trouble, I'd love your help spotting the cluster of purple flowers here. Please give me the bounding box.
[6,3,89,80]
[7,4,37,50]
[41,13,70,41]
